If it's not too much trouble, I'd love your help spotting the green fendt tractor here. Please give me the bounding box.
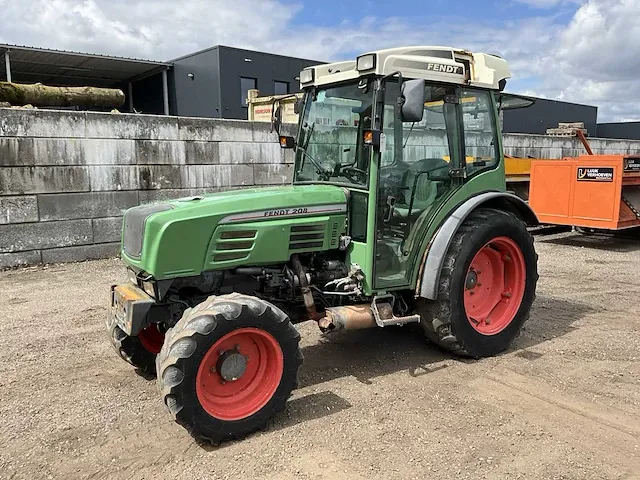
[108,46,539,443]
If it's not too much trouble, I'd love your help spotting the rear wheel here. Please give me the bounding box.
[418,208,538,357]
[156,293,302,444]
[107,316,164,375]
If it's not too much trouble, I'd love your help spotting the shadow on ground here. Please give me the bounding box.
[538,232,640,253]
[513,296,595,350]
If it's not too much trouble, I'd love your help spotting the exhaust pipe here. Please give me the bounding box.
[318,304,379,333]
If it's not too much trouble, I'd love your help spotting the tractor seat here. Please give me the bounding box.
[394,158,450,221]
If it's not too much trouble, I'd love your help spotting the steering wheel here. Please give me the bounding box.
[341,166,368,183]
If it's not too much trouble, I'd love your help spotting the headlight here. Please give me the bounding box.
[142,281,156,298]
[356,54,376,71]
[299,69,314,84]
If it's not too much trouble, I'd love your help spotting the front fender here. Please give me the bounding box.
[418,192,538,300]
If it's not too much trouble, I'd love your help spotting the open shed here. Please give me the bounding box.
[0,43,172,114]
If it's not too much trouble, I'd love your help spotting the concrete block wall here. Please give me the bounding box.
[0,108,294,268]
[3,108,640,268]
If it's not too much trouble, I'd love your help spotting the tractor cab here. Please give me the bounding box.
[278,47,512,291]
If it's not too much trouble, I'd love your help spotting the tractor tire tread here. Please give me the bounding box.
[106,312,158,375]
[156,293,302,444]
[419,208,538,358]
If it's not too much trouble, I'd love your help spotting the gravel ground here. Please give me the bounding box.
[1,231,639,480]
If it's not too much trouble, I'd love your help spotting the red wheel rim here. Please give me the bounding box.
[464,236,526,336]
[138,325,164,355]
[196,328,284,421]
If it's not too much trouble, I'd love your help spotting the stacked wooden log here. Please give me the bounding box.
[0,82,125,108]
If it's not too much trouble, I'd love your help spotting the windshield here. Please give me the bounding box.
[293,81,374,188]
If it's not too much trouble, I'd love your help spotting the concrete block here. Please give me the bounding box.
[135,140,186,165]
[138,165,184,190]
[38,191,139,221]
[0,219,92,253]
[218,142,259,164]
[0,167,90,195]
[85,112,179,140]
[561,148,584,158]
[0,196,38,224]
[0,250,42,268]
[258,143,286,164]
[280,124,298,137]
[284,148,296,164]
[178,117,253,142]
[254,164,293,185]
[89,166,139,191]
[32,138,85,165]
[538,147,563,159]
[182,165,254,188]
[252,122,280,143]
[1,137,84,166]
[93,217,123,243]
[184,141,220,164]
[83,139,136,165]
[0,109,85,138]
[0,138,32,166]
[139,188,220,204]
[42,243,120,264]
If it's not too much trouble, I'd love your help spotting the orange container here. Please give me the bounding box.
[529,155,640,230]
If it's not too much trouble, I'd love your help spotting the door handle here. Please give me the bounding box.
[384,195,396,223]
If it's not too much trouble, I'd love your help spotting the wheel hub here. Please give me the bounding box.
[217,349,248,382]
[465,270,478,290]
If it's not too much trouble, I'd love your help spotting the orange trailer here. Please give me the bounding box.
[529,155,640,230]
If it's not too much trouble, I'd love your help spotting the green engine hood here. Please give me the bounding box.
[121,185,349,279]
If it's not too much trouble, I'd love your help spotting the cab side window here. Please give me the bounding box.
[460,90,499,177]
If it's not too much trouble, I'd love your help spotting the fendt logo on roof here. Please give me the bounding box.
[426,63,464,75]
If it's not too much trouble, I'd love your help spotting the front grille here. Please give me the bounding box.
[123,204,173,258]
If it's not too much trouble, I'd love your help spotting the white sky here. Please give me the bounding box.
[0,0,637,121]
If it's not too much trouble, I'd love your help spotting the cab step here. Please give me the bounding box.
[371,295,421,328]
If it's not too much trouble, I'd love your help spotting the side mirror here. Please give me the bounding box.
[272,104,283,135]
[293,98,303,114]
[279,135,295,149]
[400,79,425,123]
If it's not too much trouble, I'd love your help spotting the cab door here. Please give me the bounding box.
[373,85,502,289]
[374,82,463,289]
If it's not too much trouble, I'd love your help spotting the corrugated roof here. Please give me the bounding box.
[0,43,171,87]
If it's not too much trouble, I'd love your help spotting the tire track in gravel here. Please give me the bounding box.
[471,368,640,472]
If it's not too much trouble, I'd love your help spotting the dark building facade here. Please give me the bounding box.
[169,46,322,119]
[596,122,640,140]
[502,96,598,136]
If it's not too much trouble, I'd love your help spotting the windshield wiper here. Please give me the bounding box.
[297,146,332,180]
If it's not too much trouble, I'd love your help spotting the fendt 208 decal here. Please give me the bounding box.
[219,204,347,224]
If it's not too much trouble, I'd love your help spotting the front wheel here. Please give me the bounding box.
[156,293,302,444]
[418,208,538,358]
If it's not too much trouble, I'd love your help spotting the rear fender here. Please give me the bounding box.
[418,192,538,300]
